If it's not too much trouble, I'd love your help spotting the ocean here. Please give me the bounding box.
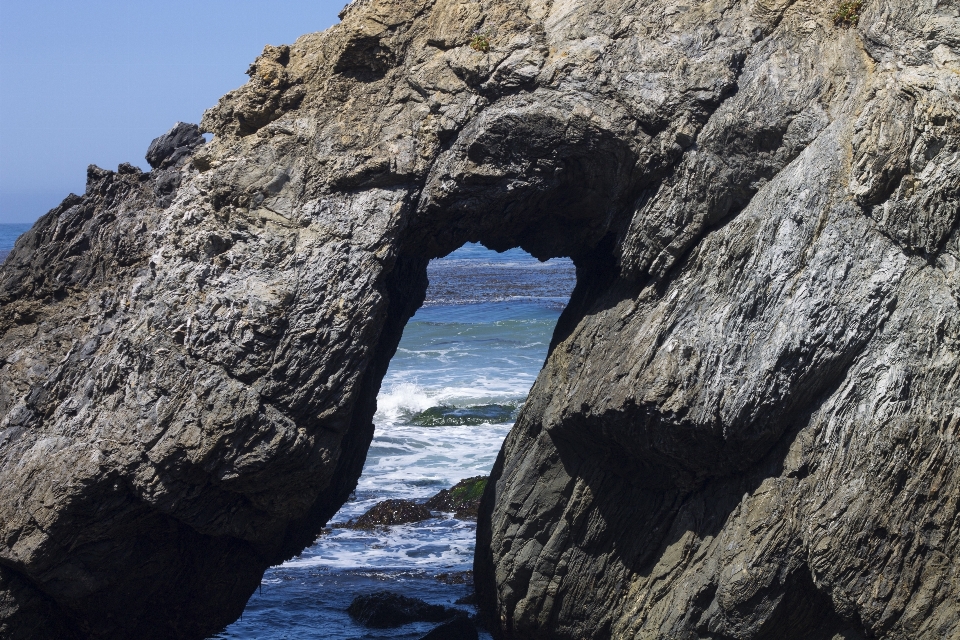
[0,224,32,263]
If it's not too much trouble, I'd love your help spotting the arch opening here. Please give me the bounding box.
[213,102,647,638]
[218,242,576,638]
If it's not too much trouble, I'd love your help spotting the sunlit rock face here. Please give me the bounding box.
[0,0,958,638]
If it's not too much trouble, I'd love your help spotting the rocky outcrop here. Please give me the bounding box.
[347,591,466,628]
[426,476,488,519]
[0,0,957,638]
[344,499,433,528]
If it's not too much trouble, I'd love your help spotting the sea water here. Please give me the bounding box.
[0,224,32,263]
[215,244,575,639]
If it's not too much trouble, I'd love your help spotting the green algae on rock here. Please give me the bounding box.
[410,404,518,427]
[426,477,488,520]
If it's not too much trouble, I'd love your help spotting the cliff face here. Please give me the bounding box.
[0,0,958,638]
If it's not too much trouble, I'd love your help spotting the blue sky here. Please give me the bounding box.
[0,0,345,224]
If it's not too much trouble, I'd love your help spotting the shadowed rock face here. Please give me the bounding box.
[0,0,957,638]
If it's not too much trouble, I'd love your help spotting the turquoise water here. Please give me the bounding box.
[0,223,32,263]
[215,244,575,639]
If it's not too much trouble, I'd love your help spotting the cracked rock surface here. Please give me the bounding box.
[0,0,957,638]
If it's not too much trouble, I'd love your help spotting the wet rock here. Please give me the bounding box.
[436,571,473,585]
[346,499,433,529]
[410,404,518,427]
[347,591,464,628]
[425,477,487,519]
[418,616,479,640]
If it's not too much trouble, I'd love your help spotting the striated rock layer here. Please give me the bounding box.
[0,0,957,638]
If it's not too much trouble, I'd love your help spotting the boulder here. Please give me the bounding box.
[425,477,488,519]
[347,591,464,628]
[144,121,204,170]
[345,499,433,528]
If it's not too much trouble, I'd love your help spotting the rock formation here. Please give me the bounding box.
[343,498,433,528]
[426,476,488,519]
[347,591,467,628]
[0,0,957,638]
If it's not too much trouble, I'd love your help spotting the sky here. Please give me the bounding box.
[0,0,346,224]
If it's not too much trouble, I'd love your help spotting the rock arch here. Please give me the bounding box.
[1,0,958,639]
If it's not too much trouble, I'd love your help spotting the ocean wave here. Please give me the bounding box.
[375,382,530,425]
[284,518,477,571]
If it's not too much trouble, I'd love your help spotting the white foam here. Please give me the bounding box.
[375,382,435,424]
[279,420,510,574]
[374,381,531,427]
[284,518,477,571]
[352,423,511,506]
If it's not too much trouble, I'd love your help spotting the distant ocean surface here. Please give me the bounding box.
[0,223,32,263]
[214,244,575,639]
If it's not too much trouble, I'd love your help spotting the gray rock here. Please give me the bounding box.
[0,0,957,638]
[145,121,205,170]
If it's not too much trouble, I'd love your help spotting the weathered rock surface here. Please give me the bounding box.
[0,0,957,638]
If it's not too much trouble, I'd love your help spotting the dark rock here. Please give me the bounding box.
[347,591,464,628]
[153,168,182,208]
[418,617,479,640]
[435,571,473,585]
[454,592,477,605]
[345,499,432,529]
[145,122,204,170]
[425,477,487,519]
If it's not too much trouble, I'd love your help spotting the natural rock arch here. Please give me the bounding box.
[0,36,641,640]
[1,0,958,639]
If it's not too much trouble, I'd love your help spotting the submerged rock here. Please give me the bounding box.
[345,499,433,528]
[410,404,518,427]
[425,477,488,519]
[0,0,957,638]
[436,571,473,585]
[347,591,465,628]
